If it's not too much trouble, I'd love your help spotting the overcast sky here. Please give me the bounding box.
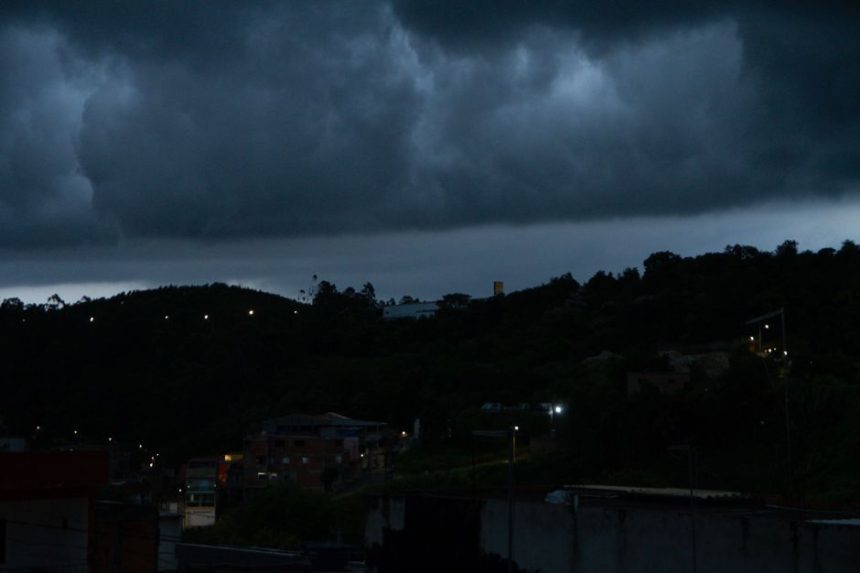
[1,1,858,303]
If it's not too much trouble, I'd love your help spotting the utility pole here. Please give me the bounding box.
[746,308,792,488]
[688,446,698,573]
[507,429,514,573]
[781,307,792,490]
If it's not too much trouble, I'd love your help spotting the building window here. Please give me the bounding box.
[282,456,290,464]
[294,439,305,447]
[301,457,310,465]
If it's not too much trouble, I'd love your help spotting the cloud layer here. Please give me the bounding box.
[1,1,858,247]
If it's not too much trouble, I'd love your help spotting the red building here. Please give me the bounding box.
[243,413,387,493]
[0,451,109,572]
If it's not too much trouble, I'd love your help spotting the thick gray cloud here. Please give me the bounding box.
[4,198,860,304]
[0,1,858,248]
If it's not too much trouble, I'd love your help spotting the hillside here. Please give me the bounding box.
[2,241,860,502]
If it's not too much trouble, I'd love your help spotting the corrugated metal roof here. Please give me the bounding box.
[564,484,748,501]
[807,518,860,527]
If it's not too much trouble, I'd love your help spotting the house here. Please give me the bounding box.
[179,458,220,528]
[244,413,388,492]
[382,302,439,320]
[626,371,691,396]
[0,451,109,571]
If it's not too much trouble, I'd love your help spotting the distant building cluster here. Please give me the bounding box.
[625,349,731,397]
[178,412,392,529]
[0,411,398,571]
[382,280,505,320]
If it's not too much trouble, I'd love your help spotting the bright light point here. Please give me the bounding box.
[400,431,407,437]
[293,310,298,315]
[783,350,788,356]
[514,425,519,431]
[248,309,255,316]
[203,314,209,320]
[764,324,770,329]
[138,444,143,449]
[554,405,563,414]
[73,430,78,435]
[35,425,41,431]
[164,315,169,320]
[149,462,154,468]
[108,437,112,442]
[89,317,94,323]
[749,336,754,341]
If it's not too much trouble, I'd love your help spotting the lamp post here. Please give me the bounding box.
[507,425,518,573]
[746,308,791,488]
[549,404,564,438]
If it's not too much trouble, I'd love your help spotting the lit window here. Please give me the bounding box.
[282,457,290,464]
[302,457,310,465]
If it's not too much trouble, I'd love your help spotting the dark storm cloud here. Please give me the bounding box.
[0,1,858,248]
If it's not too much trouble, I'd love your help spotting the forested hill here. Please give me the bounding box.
[2,240,860,499]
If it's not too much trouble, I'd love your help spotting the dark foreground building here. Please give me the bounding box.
[365,487,860,572]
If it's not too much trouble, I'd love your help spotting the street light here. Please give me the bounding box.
[507,425,519,573]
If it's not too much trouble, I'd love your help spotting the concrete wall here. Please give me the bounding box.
[183,506,216,528]
[481,499,860,573]
[0,498,89,572]
[367,495,860,573]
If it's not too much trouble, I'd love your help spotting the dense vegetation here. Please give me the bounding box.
[2,239,860,505]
